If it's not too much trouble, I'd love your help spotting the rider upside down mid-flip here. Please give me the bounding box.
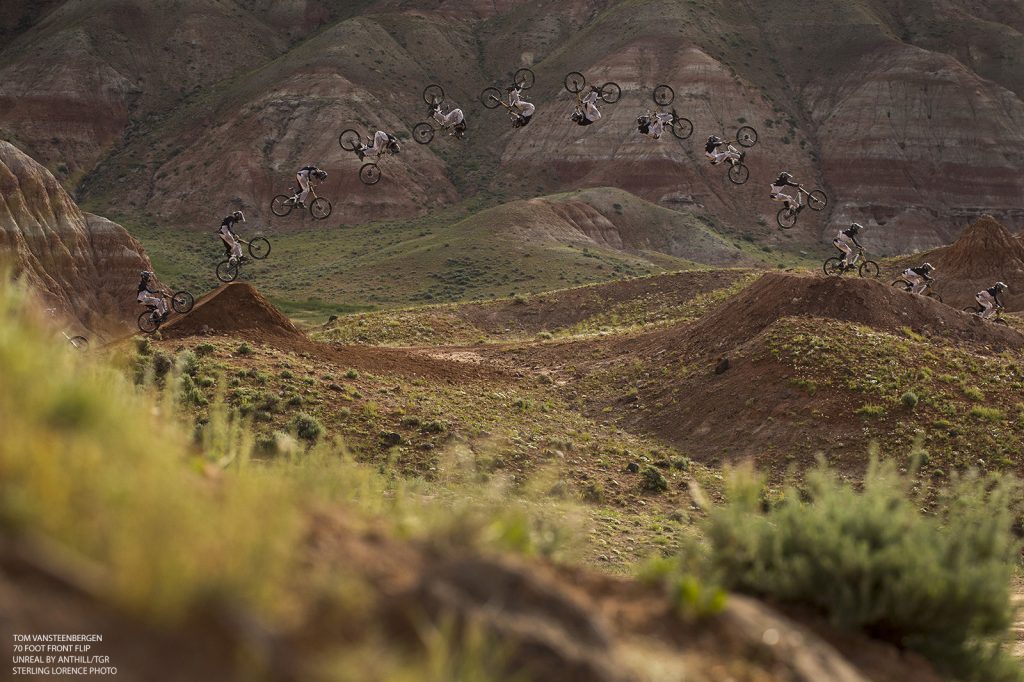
[636,111,675,139]
[507,84,535,128]
[705,135,743,166]
[570,87,602,126]
[430,101,467,137]
[357,132,401,160]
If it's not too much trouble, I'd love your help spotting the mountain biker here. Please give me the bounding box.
[976,281,1008,319]
[769,172,801,210]
[430,102,467,138]
[507,85,535,128]
[295,166,327,207]
[136,271,167,321]
[218,211,245,262]
[358,132,401,160]
[571,87,602,126]
[636,111,675,139]
[833,223,864,270]
[901,263,935,295]
[705,135,743,165]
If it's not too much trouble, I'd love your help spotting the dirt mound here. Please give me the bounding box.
[161,282,302,341]
[636,272,1023,358]
[892,216,1024,310]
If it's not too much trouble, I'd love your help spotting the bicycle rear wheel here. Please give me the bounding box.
[514,68,535,89]
[926,291,944,303]
[310,197,332,219]
[138,311,159,334]
[248,237,271,260]
[891,279,913,292]
[777,208,797,229]
[271,195,293,217]
[172,291,194,313]
[859,260,880,278]
[599,82,621,103]
[216,259,239,283]
[481,87,502,108]
[564,71,585,93]
[728,163,749,185]
[338,129,361,151]
[653,84,674,106]
[423,84,444,105]
[670,116,693,140]
[823,257,845,277]
[807,190,828,211]
[736,126,758,147]
[413,122,435,145]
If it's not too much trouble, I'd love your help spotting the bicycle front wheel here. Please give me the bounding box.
[172,291,195,313]
[926,291,944,303]
[728,163,749,185]
[423,84,444,105]
[413,122,434,145]
[310,197,332,219]
[653,84,674,106]
[599,82,621,103]
[962,306,980,314]
[858,260,880,278]
[216,259,239,283]
[891,279,913,292]
[777,208,797,229]
[564,71,585,93]
[248,237,271,260]
[736,126,758,147]
[271,195,293,217]
[481,87,502,109]
[670,117,693,140]
[807,190,828,211]
[359,163,381,186]
[993,317,1009,327]
[69,336,89,350]
[514,68,535,89]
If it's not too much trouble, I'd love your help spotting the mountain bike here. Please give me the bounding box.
[564,72,621,103]
[645,84,694,139]
[776,186,828,229]
[138,289,195,334]
[339,128,400,185]
[891,278,942,303]
[271,180,331,219]
[216,236,272,283]
[962,304,1010,326]
[46,308,88,350]
[823,248,879,278]
[480,68,536,122]
[414,84,467,144]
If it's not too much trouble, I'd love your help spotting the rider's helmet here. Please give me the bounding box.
[779,171,792,181]
[849,222,863,233]
[922,262,934,272]
[388,139,401,154]
[995,281,1008,292]
[315,169,328,181]
[140,270,152,280]
[232,210,245,222]
[571,110,584,123]
[707,135,722,144]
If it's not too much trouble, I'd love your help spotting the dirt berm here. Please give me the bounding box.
[161,282,302,341]
[628,272,1023,359]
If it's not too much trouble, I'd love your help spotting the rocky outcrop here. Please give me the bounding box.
[0,141,151,334]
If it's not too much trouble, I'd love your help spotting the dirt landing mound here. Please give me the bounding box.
[894,215,1024,310]
[635,272,1022,357]
[162,282,302,341]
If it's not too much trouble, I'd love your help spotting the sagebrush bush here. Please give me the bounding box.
[704,457,1020,680]
[292,412,323,443]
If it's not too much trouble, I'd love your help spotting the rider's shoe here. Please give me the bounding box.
[796,204,805,213]
[160,311,169,322]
